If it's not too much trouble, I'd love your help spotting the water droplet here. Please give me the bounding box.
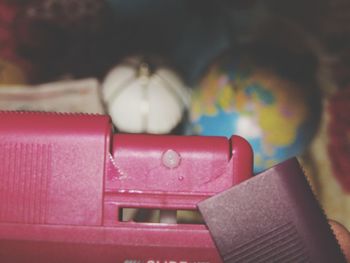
[162,149,181,169]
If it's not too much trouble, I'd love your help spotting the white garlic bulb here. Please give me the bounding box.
[102,57,190,134]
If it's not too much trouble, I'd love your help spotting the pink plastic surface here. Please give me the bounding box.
[0,111,253,263]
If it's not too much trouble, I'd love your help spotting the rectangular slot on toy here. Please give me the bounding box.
[119,208,204,224]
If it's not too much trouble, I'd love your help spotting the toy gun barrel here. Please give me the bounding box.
[0,111,253,262]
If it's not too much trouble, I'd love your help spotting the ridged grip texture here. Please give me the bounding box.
[199,158,347,263]
[0,143,51,224]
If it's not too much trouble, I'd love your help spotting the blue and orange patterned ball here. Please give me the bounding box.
[189,56,320,173]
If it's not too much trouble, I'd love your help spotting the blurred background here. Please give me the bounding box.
[0,0,349,229]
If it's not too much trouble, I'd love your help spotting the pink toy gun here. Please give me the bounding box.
[0,111,253,263]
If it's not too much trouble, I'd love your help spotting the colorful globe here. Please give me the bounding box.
[189,55,320,173]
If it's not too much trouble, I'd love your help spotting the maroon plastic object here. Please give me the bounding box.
[328,85,350,192]
[0,111,253,263]
[198,158,347,263]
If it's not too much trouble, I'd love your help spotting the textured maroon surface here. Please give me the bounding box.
[199,158,347,263]
[0,111,254,262]
[328,86,350,192]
